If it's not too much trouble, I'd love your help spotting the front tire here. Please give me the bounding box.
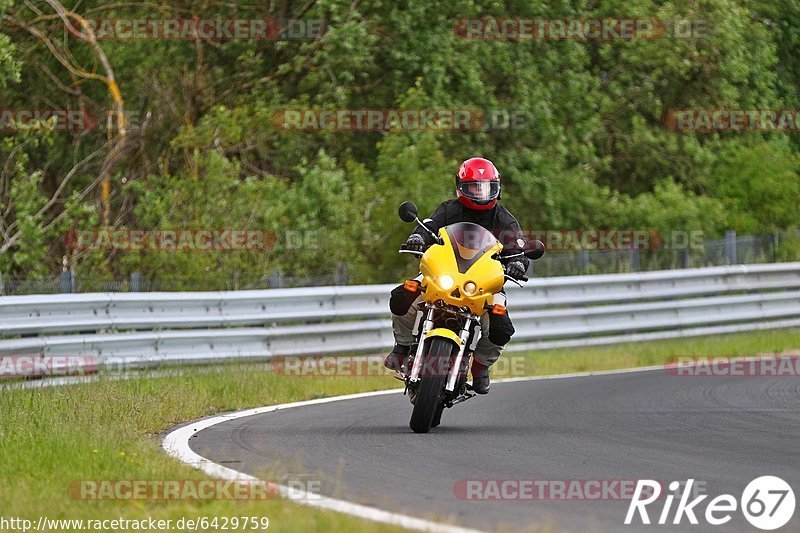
[409,337,454,433]
[431,405,444,428]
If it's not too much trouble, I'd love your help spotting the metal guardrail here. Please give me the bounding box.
[2,263,800,368]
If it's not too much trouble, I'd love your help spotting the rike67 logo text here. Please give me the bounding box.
[626,477,795,530]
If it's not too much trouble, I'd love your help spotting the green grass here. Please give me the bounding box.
[493,328,800,378]
[2,328,800,532]
[0,372,406,532]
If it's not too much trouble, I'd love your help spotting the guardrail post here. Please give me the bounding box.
[130,271,142,292]
[630,248,640,272]
[577,250,590,271]
[60,271,75,293]
[679,249,689,269]
[772,233,779,263]
[334,263,349,285]
[0,272,4,295]
[725,230,737,265]
[269,268,284,288]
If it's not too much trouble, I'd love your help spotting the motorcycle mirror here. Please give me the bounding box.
[398,201,419,223]
[524,239,545,260]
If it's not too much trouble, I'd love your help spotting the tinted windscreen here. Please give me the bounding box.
[445,222,499,273]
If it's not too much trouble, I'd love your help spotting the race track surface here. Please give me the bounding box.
[189,369,800,532]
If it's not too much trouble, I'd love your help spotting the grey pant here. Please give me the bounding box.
[391,293,506,367]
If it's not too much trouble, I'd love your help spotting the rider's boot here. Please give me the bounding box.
[384,344,410,372]
[471,359,490,394]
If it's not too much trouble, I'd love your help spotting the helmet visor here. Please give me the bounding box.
[458,180,500,203]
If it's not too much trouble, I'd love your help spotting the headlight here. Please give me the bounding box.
[439,275,455,290]
[463,281,477,295]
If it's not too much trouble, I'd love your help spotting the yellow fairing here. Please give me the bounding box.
[425,328,463,345]
[419,228,505,315]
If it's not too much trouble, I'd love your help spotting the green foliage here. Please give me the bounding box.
[0,32,19,90]
[1,0,799,284]
[3,170,47,275]
[0,0,20,90]
[622,179,727,236]
[709,139,800,233]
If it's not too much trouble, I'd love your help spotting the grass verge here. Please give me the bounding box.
[1,327,800,532]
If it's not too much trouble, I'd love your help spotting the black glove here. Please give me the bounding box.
[506,260,526,280]
[402,234,426,252]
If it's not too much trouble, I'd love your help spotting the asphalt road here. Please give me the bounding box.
[189,369,800,532]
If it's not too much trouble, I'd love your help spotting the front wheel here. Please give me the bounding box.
[431,404,444,428]
[409,337,455,433]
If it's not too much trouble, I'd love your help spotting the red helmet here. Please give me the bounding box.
[455,157,500,210]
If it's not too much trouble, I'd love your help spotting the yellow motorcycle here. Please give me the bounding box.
[396,201,544,433]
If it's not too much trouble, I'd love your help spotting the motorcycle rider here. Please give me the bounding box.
[385,157,529,394]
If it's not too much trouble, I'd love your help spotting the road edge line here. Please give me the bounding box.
[162,365,663,532]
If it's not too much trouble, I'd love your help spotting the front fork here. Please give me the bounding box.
[408,306,435,383]
[446,316,473,392]
[408,306,474,394]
